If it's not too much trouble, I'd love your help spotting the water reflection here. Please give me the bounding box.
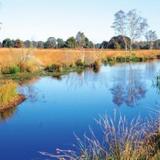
[64,68,108,90]
[111,83,146,107]
[19,78,45,103]
[0,78,45,122]
[0,62,159,123]
[111,65,147,107]
[153,76,160,94]
[145,61,156,78]
[19,85,39,102]
[0,61,160,160]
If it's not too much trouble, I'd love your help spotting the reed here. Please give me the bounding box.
[40,112,160,160]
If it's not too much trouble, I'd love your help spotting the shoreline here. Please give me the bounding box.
[0,94,26,112]
[0,57,160,82]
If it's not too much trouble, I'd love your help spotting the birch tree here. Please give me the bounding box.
[127,9,148,50]
[112,10,128,50]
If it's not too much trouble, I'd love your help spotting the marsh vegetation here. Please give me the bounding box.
[0,48,160,82]
[0,5,160,160]
[0,80,25,111]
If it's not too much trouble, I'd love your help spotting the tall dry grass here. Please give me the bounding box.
[40,112,160,160]
[0,80,17,107]
[0,48,160,70]
[0,48,42,73]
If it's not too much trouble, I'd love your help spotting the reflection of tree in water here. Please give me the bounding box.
[111,65,146,107]
[111,82,146,107]
[145,61,156,78]
[64,68,109,90]
[111,85,124,106]
[0,107,17,122]
[153,76,160,94]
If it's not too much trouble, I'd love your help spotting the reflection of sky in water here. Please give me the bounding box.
[0,61,160,160]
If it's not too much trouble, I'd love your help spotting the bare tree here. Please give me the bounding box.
[112,10,128,50]
[127,9,148,50]
[145,30,157,50]
[112,9,148,51]
[76,31,86,48]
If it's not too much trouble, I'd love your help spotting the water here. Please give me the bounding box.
[0,61,160,160]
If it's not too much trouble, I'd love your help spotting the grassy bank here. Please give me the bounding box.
[0,65,90,81]
[0,48,160,81]
[0,80,25,112]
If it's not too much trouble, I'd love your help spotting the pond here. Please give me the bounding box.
[0,61,160,160]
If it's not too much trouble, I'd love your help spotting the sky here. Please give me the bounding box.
[0,0,159,43]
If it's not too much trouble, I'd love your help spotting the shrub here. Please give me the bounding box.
[108,57,116,65]
[101,57,116,66]
[91,60,101,72]
[129,54,144,62]
[125,56,130,62]
[116,56,126,63]
[9,65,21,74]
[1,65,20,74]
[102,58,108,65]
[45,64,62,72]
[75,59,84,67]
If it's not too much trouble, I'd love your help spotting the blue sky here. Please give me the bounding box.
[0,0,159,42]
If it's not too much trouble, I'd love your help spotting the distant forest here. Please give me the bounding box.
[1,33,160,50]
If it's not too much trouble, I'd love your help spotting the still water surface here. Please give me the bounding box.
[0,61,160,160]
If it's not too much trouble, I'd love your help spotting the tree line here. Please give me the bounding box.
[1,34,160,50]
[1,32,94,49]
[0,9,159,50]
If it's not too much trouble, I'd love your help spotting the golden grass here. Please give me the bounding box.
[0,80,25,110]
[0,80,17,106]
[0,48,160,68]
